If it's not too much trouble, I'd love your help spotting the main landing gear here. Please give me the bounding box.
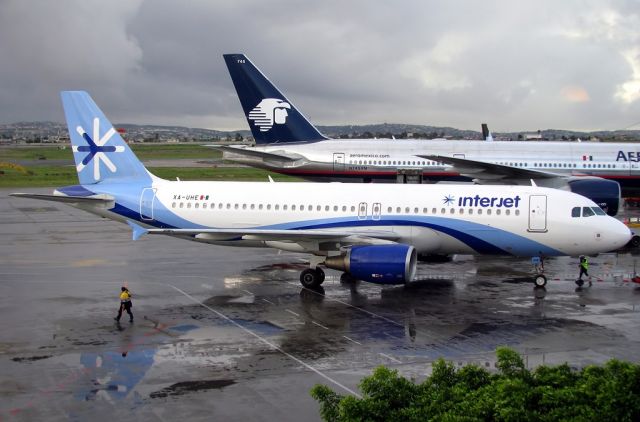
[300,267,325,288]
[531,256,547,288]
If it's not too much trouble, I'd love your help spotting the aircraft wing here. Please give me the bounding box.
[9,193,115,204]
[207,145,305,163]
[127,221,399,248]
[417,154,561,182]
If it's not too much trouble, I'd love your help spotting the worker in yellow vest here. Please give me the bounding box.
[115,286,133,322]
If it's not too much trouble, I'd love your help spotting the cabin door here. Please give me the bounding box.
[528,195,547,232]
[140,188,156,221]
[333,153,345,171]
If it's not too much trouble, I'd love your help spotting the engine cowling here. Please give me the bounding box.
[567,177,620,216]
[324,245,417,284]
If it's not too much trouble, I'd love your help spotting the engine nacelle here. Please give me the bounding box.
[567,177,620,216]
[324,245,417,284]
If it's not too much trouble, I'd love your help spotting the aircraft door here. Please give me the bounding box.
[372,202,381,221]
[528,195,547,232]
[140,188,156,221]
[333,153,345,171]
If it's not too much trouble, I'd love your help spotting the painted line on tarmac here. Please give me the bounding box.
[343,336,362,345]
[285,309,300,317]
[242,289,254,295]
[169,284,361,398]
[379,353,402,364]
[312,321,330,330]
[262,298,275,305]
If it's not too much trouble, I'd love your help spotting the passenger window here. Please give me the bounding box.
[234,204,238,209]
[333,206,338,211]
[397,207,402,213]
[441,208,445,214]
[487,209,492,215]
[172,202,176,208]
[195,203,200,209]
[505,209,510,216]
[496,209,501,215]
[242,204,246,209]
[342,206,347,212]
[449,208,454,214]
[432,208,437,214]
[187,203,192,209]
[478,209,483,215]
[515,210,519,216]
[582,207,595,217]
[405,207,410,213]
[325,205,330,211]
[351,206,356,212]
[179,202,184,208]
[571,207,580,217]
[267,204,271,210]
[388,207,393,213]
[592,207,606,216]
[292,205,296,210]
[259,204,263,210]
[469,209,473,215]
[275,205,280,210]
[283,205,288,210]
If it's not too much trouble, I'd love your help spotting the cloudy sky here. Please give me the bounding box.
[1,0,639,132]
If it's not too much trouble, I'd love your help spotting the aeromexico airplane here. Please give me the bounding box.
[11,92,631,289]
[219,53,640,216]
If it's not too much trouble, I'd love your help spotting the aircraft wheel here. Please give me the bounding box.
[533,274,547,287]
[340,272,357,284]
[300,268,323,288]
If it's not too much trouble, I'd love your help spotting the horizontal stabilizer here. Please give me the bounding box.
[9,192,114,204]
[126,220,149,241]
[208,145,304,163]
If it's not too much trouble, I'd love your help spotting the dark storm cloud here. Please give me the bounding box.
[0,0,639,131]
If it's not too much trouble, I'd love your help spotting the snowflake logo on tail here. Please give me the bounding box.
[72,117,124,181]
[443,195,455,206]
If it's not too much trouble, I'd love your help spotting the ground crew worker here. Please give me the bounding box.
[115,286,133,322]
[577,256,589,285]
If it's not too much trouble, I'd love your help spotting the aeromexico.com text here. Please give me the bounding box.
[458,195,521,208]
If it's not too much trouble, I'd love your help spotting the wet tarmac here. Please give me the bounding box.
[2,188,640,420]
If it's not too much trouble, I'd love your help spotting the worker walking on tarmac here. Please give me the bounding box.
[577,256,590,286]
[115,286,133,322]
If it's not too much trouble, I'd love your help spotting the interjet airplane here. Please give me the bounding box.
[218,53,640,216]
[11,92,631,289]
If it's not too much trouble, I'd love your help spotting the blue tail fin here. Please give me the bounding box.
[223,54,328,144]
[61,91,152,185]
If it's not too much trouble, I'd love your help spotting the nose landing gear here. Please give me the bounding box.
[531,256,547,288]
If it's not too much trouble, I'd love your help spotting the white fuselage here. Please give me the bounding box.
[227,139,640,193]
[82,179,631,257]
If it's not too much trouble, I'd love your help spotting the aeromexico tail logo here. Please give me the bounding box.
[444,194,522,208]
[72,117,125,180]
[248,98,291,132]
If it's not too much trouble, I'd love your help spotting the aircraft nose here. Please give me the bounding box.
[604,218,632,250]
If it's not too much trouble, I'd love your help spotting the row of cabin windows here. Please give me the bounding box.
[347,160,616,169]
[571,206,607,217]
[170,201,520,216]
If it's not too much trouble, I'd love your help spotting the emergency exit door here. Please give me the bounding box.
[528,195,547,232]
[140,188,156,221]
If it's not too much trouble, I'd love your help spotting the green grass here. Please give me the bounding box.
[0,165,301,188]
[0,144,297,187]
[0,143,222,161]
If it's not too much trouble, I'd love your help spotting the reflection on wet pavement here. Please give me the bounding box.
[2,191,640,420]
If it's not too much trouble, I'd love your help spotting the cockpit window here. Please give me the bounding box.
[582,207,595,217]
[592,207,606,216]
[571,207,580,217]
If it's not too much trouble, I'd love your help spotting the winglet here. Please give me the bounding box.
[127,220,148,241]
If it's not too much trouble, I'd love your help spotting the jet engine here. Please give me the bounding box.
[324,244,417,284]
[567,177,620,216]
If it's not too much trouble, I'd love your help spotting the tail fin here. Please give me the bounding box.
[223,54,328,144]
[61,91,152,185]
[481,123,493,142]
